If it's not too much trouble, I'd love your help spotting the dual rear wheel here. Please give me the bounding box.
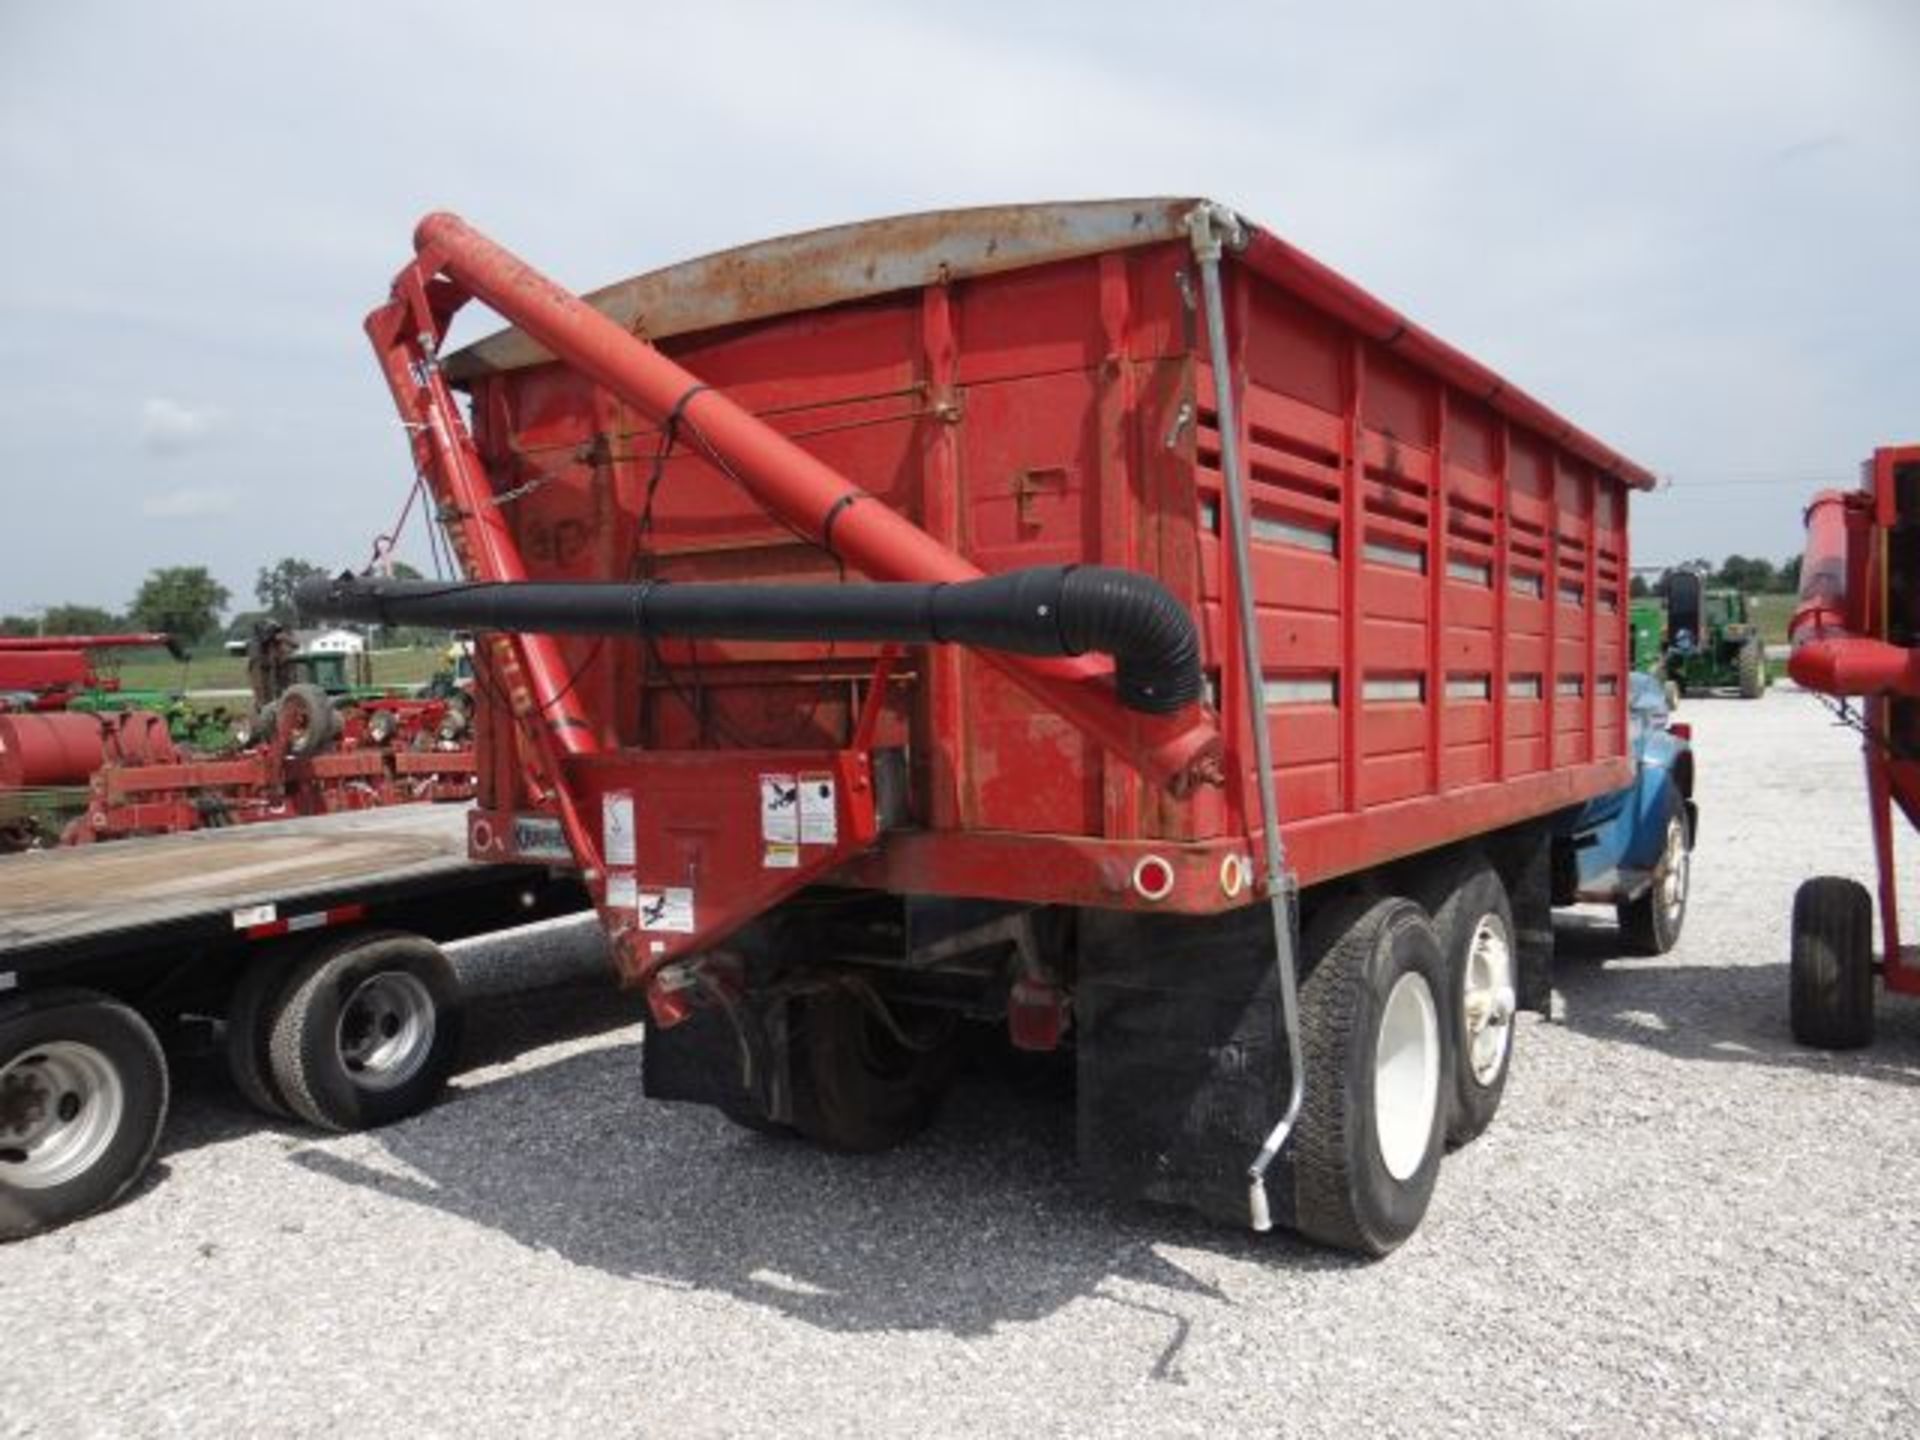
[1287,862,1517,1255]
[721,866,1519,1257]
[226,930,463,1130]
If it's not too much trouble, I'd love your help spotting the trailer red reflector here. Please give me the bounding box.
[239,903,367,940]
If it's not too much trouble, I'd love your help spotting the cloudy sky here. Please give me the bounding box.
[1,0,1914,619]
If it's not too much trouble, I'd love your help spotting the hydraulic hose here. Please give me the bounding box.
[296,565,1203,716]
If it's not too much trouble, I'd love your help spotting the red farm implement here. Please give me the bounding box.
[65,715,476,844]
[1786,443,1920,1047]
[301,199,1656,1253]
[0,633,184,711]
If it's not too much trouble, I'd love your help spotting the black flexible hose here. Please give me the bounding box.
[297,565,1202,716]
[1058,566,1205,714]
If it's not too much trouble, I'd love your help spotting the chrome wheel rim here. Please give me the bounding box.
[0,1041,126,1190]
[1461,913,1517,1087]
[335,972,436,1091]
[1659,816,1689,928]
[1374,971,1442,1182]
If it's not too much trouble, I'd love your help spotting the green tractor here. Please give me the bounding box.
[1658,571,1768,700]
[1630,597,1668,677]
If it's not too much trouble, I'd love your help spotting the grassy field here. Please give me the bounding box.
[102,647,446,695]
[1750,592,1794,646]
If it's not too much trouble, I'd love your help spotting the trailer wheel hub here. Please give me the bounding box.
[0,1041,125,1189]
[335,971,437,1092]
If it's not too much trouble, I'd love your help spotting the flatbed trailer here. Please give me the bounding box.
[0,804,585,1239]
[301,198,1684,1256]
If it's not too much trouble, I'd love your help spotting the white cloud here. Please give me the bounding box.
[140,485,239,519]
[139,397,223,457]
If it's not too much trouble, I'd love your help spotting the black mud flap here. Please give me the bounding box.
[1492,825,1555,1018]
[641,967,798,1124]
[644,1002,753,1107]
[1076,903,1292,1229]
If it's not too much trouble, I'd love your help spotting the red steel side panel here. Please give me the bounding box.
[462,225,1636,903]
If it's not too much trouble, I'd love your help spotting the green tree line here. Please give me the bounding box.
[1629,553,1803,599]
[0,556,432,648]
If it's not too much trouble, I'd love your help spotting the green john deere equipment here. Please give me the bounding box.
[1662,571,1767,699]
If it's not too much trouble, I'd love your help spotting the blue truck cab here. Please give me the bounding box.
[1553,671,1698,954]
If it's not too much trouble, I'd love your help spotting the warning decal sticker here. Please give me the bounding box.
[604,872,638,911]
[760,774,799,843]
[638,887,696,933]
[602,791,636,867]
[798,774,837,845]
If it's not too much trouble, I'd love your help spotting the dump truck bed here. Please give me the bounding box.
[443,198,1650,906]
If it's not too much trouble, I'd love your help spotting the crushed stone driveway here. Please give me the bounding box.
[5,687,1919,1437]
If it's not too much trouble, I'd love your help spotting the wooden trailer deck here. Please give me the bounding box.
[0,805,478,959]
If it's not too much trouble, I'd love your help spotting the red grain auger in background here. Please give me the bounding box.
[1785,444,1920,1046]
[303,198,1662,1253]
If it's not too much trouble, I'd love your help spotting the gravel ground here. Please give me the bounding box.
[6,687,1920,1438]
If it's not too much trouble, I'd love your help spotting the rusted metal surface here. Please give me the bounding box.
[444,199,1197,381]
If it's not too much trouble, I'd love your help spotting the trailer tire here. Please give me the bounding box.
[0,989,168,1241]
[1288,895,1450,1256]
[1737,639,1765,699]
[1618,812,1690,956]
[1790,876,1875,1050]
[790,985,956,1153]
[268,931,463,1131]
[224,956,296,1119]
[278,684,338,759]
[1411,859,1516,1148]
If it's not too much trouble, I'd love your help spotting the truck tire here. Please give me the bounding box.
[1738,639,1765,699]
[0,989,169,1241]
[267,931,463,1131]
[277,683,338,759]
[1790,877,1874,1050]
[1411,858,1516,1148]
[1618,812,1690,955]
[790,984,957,1153]
[1287,895,1450,1256]
[224,956,297,1119]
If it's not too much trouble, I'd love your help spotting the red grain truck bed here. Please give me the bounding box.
[302,199,1659,1253]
